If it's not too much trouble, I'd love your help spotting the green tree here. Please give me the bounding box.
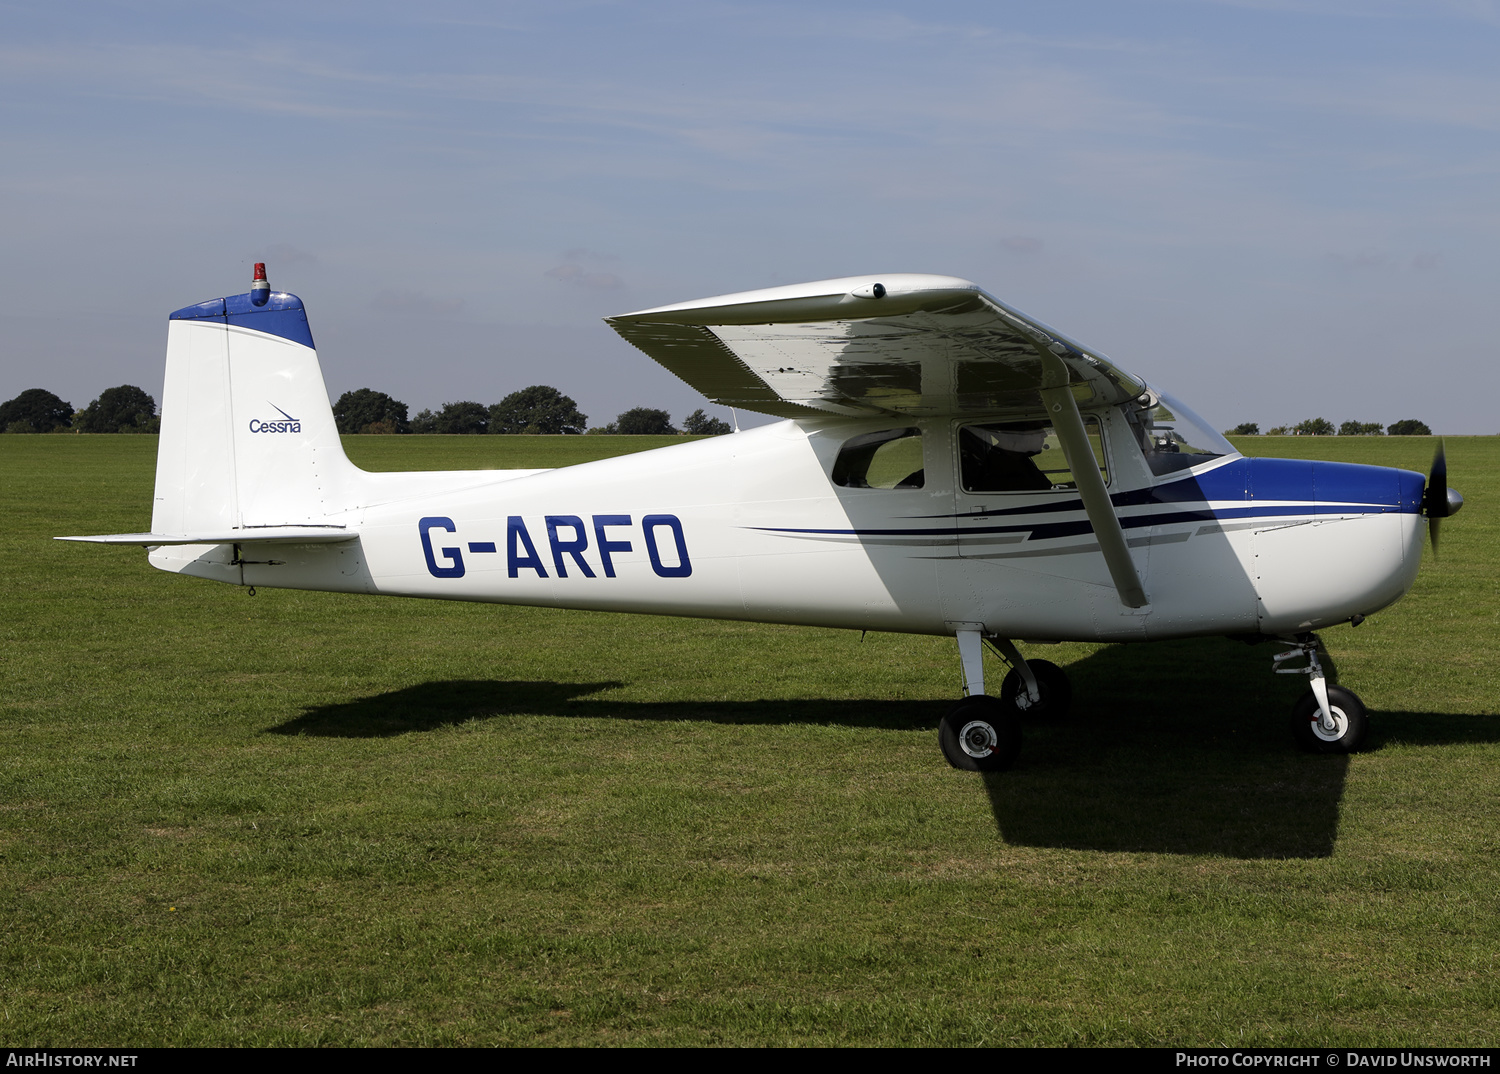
[1338,421,1384,436]
[433,400,489,434]
[76,385,157,433]
[1227,422,1259,436]
[0,389,73,433]
[1265,425,1291,436]
[488,386,587,435]
[333,388,409,434]
[1387,419,1432,436]
[611,407,676,435]
[1295,417,1335,436]
[683,408,733,435]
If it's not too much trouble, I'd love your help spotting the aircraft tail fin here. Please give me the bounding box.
[151,266,359,537]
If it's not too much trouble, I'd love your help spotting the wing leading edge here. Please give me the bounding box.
[605,274,1145,420]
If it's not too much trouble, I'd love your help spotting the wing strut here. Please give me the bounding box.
[1036,348,1150,610]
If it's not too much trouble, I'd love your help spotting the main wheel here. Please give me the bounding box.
[1290,685,1368,754]
[939,695,1022,772]
[998,659,1073,721]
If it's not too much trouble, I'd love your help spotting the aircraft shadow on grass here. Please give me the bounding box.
[266,679,946,738]
[265,637,1494,861]
[983,638,1498,859]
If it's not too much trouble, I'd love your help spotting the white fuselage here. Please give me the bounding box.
[150,411,1425,642]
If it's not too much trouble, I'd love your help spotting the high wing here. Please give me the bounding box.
[609,273,1153,609]
[605,273,1145,420]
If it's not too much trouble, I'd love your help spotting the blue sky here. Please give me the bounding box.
[3,0,1497,431]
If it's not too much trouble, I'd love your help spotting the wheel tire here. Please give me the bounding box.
[999,659,1073,721]
[939,695,1022,772]
[1290,685,1368,754]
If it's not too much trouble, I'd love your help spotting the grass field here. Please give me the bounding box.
[2,433,1496,1046]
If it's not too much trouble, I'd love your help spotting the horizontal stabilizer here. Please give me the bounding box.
[57,527,356,546]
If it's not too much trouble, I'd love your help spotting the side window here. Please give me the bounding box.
[832,428,925,489]
[960,419,1107,493]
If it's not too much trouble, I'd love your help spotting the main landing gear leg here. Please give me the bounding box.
[1274,633,1368,754]
[987,637,1072,722]
[938,628,1021,772]
[987,637,1039,705]
[938,629,1075,771]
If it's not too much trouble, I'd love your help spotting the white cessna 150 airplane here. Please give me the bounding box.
[62,266,1462,772]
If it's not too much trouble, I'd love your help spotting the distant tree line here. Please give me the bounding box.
[334,385,732,436]
[1226,418,1433,437]
[587,407,731,436]
[0,386,159,434]
[0,383,735,437]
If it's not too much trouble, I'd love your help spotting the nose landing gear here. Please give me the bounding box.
[1274,634,1368,754]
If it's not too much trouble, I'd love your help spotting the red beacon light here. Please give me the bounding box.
[251,262,270,307]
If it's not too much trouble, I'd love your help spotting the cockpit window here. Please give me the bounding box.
[1127,390,1235,477]
[832,428,924,489]
[960,419,1107,493]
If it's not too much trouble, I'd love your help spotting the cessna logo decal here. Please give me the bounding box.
[248,404,301,434]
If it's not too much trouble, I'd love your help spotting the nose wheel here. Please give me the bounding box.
[1274,634,1368,754]
[1290,684,1368,753]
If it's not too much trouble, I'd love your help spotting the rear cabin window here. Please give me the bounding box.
[832,428,925,489]
[959,419,1108,493]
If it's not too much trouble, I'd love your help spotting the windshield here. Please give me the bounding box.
[1129,389,1235,477]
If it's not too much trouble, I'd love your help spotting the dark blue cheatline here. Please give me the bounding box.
[759,458,1424,543]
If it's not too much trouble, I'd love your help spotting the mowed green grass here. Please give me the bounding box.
[2,432,1496,1046]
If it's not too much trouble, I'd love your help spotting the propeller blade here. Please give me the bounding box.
[1425,438,1448,556]
[1431,439,1447,507]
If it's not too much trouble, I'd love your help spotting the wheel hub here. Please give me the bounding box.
[1311,707,1349,742]
[959,720,998,758]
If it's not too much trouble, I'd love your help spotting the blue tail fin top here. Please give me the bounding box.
[169,291,314,349]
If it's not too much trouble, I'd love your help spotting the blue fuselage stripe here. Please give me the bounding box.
[758,457,1425,541]
[753,505,1380,540]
